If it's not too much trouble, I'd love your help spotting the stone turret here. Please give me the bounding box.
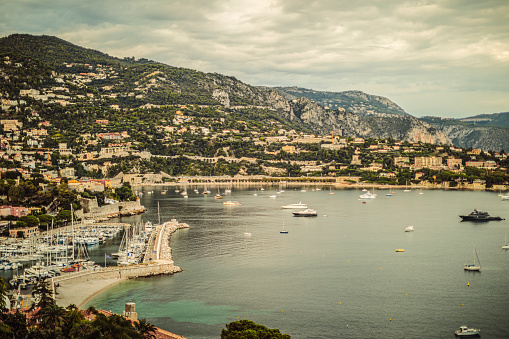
[122,302,138,321]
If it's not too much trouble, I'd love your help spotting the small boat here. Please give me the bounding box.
[328,187,334,195]
[404,225,415,232]
[386,193,393,196]
[280,222,288,234]
[464,245,481,271]
[359,191,377,199]
[281,202,308,209]
[395,249,405,252]
[503,233,509,249]
[269,195,277,199]
[454,326,480,336]
[223,201,241,206]
[161,190,167,195]
[460,209,505,222]
[293,209,318,217]
[403,181,411,192]
[501,194,509,200]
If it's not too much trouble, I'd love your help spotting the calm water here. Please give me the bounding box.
[86,186,509,338]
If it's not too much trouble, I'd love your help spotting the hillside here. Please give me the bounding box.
[420,116,509,151]
[458,112,509,128]
[12,33,509,152]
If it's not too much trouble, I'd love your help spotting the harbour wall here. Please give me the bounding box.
[80,198,146,221]
[51,262,179,286]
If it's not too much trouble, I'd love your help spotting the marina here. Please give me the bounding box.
[85,186,509,339]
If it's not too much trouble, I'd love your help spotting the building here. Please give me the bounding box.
[447,158,463,168]
[394,156,410,167]
[10,206,29,218]
[414,156,442,167]
[9,226,38,238]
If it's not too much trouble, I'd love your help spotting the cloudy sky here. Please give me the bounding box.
[1,0,508,118]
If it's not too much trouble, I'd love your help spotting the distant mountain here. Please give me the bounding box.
[269,86,410,117]
[458,112,509,128]
[419,116,509,151]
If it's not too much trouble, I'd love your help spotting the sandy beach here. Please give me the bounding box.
[55,276,127,308]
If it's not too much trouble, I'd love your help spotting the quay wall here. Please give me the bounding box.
[51,262,179,288]
[80,199,146,221]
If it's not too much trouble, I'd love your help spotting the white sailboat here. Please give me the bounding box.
[404,181,411,192]
[502,234,509,249]
[464,245,481,271]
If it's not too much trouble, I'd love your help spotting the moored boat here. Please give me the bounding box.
[404,225,415,232]
[293,209,317,217]
[460,209,504,221]
[281,202,308,209]
[223,201,241,206]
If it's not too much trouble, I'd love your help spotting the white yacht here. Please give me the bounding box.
[454,326,480,336]
[404,225,415,232]
[281,202,308,209]
[359,191,377,199]
[223,201,241,206]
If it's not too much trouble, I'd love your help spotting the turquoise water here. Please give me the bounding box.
[87,187,509,338]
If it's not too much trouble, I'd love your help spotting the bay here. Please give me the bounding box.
[87,186,509,339]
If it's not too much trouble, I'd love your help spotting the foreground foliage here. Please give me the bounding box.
[221,319,291,339]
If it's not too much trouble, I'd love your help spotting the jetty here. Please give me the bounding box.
[51,219,189,308]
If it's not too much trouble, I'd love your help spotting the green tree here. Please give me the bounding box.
[221,320,291,339]
[19,215,39,227]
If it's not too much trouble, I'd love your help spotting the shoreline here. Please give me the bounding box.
[133,181,507,192]
[55,276,127,308]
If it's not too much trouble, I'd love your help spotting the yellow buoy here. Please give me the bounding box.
[467,283,470,287]
[389,318,392,321]
[346,325,348,328]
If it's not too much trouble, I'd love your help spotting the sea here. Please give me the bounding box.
[80,187,508,338]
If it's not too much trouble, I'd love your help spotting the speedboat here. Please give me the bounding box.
[223,201,241,206]
[454,326,480,336]
[269,195,277,199]
[293,209,318,217]
[281,202,308,209]
[395,249,405,252]
[459,209,504,221]
[404,225,415,232]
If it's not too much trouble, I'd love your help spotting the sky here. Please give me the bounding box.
[1,0,508,118]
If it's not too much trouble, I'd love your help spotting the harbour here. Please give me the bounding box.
[83,186,509,338]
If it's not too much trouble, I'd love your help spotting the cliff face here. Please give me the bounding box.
[428,124,509,151]
[266,96,451,144]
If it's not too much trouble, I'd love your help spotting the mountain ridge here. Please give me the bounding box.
[0,33,506,150]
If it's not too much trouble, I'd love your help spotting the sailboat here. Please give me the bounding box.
[215,188,222,199]
[404,181,411,192]
[502,234,509,249]
[244,225,251,236]
[280,222,288,234]
[464,245,481,271]
[328,187,335,195]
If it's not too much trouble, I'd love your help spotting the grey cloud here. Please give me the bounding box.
[1,0,508,117]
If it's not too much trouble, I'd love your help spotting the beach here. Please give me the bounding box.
[55,276,127,308]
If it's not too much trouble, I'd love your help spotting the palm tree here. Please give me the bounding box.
[135,318,157,338]
[38,303,66,338]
